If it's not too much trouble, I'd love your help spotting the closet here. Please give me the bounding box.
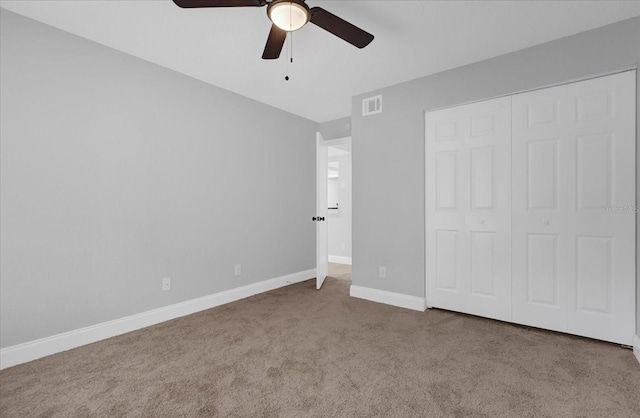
[425,71,636,345]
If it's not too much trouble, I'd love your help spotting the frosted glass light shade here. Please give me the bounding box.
[268,1,310,32]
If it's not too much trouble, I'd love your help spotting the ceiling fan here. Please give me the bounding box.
[172,0,374,59]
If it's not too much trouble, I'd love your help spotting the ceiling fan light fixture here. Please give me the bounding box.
[267,0,310,32]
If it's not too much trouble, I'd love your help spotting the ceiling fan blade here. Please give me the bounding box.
[173,0,265,8]
[309,7,374,49]
[262,24,287,60]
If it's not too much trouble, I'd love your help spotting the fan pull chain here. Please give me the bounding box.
[284,32,290,81]
[284,5,292,81]
[285,31,294,81]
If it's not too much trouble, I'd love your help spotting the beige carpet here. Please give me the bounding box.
[1,264,639,417]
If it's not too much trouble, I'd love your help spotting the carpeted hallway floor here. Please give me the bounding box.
[1,264,639,417]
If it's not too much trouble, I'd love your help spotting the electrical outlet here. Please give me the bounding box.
[379,266,386,279]
[162,277,171,291]
[234,264,242,276]
[341,242,346,250]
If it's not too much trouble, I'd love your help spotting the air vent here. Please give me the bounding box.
[362,95,382,116]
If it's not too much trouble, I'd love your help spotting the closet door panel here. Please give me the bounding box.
[512,85,570,332]
[565,71,636,344]
[526,234,559,306]
[513,71,635,344]
[426,109,468,310]
[426,97,511,321]
[526,139,558,211]
[465,98,512,321]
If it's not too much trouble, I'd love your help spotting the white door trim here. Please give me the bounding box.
[322,136,352,147]
[316,132,329,289]
[423,68,637,114]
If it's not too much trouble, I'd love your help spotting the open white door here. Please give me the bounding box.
[316,132,329,289]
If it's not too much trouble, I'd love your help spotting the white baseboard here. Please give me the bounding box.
[0,269,315,370]
[328,255,352,265]
[350,285,427,312]
[634,335,640,364]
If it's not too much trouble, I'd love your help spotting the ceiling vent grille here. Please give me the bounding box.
[362,95,382,116]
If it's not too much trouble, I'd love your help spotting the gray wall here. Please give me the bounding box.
[320,117,351,140]
[0,10,318,348]
[351,17,640,333]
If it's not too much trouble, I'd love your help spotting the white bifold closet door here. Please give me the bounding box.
[511,71,636,345]
[425,71,636,345]
[425,97,512,322]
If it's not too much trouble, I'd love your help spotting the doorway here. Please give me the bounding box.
[316,135,352,288]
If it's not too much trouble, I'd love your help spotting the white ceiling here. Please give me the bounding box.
[2,1,639,122]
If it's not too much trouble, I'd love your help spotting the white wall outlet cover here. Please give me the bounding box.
[162,278,171,291]
[379,267,386,278]
[234,264,242,276]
